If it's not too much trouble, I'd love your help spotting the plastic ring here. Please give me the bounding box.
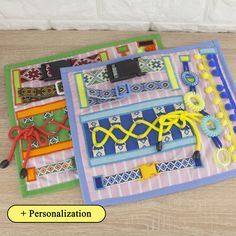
[184,92,205,112]
[181,71,199,87]
[201,115,222,137]
[213,148,231,168]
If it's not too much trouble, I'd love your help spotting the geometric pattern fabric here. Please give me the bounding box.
[102,157,194,188]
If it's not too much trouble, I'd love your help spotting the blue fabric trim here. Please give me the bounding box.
[199,48,217,54]
[211,53,236,116]
[80,95,183,123]
[89,137,196,167]
[61,40,236,206]
[82,100,195,166]
[213,40,236,112]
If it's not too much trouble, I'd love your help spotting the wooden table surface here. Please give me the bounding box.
[0,31,236,236]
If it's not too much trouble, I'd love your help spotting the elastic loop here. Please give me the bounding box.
[184,92,205,112]
[213,148,231,168]
[201,115,222,137]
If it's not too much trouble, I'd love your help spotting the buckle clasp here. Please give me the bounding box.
[139,162,158,180]
[41,60,72,81]
[55,81,64,96]
[107,58,146,83]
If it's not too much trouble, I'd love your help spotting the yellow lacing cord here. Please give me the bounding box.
[92,110,203,150]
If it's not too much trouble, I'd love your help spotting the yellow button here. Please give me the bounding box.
[221,119,227,126]
[228,145,235,153]
[216,112,224,119]
[224,134,232,141]
[201,72,209,80]
[232,155,236,162]
[205,86,213,94]
[214,97,221,105]
[197,63,204,71]
[194,54,202,60]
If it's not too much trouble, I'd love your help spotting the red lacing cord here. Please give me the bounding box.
[0,115,70,178]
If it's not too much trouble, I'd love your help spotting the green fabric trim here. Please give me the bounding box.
[4,34,163,198]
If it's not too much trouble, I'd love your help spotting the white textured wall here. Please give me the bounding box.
[0,0,236,32]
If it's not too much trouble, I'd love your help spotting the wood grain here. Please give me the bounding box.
[0,31,236,236]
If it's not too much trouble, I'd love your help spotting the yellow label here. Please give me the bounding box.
[8,205,106,223]
[13,70,22,105]
[76,74,88,108]
[180,55,190,62]
[162,56,179,90]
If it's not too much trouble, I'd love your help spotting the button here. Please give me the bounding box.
[206,54,214,60]
[224,134,231,141]
[197,64,204,71]
[216,112,223,119]
[229,114,236,121]
[232,155,236,162]
[201,72,209,80]
[216,85,224,91]
[228,145,235,153]
[205,86,213,94]
[225,104,232,110]
[208,60,216,67]
[194,54,202,60]
[221,119,227,126]
[220,92,228,99]
[211,69,220,77]
[213,97,221,104]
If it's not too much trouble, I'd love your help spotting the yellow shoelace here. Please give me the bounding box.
[92,110,203,151]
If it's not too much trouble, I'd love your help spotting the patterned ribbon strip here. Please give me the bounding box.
[138,57,164,73]
[88,80,170,106]
[93,157,200,190]
[20,54,102,82]
[26,157,76,182]
[18,57,165,103]
[18,81,64,103]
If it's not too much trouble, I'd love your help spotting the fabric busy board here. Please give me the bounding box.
[61,40,236,206]
[3,34,163,197]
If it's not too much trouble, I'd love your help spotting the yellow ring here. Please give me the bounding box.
[184,92,205,112]
[213,148,231,168]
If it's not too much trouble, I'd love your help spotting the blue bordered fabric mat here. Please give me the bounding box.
[61,40,236,206]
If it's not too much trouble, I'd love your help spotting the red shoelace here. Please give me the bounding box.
[0,115,70,178]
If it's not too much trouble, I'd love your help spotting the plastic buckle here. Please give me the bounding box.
[55,81,64,96]
[139,162,158,180]
[115,82,132,98]
[41,60,72,81]
[107,58,146,83]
